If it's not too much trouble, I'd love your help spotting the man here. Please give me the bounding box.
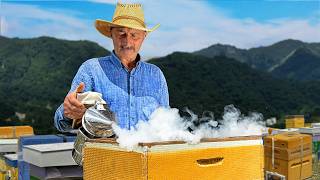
[54,2,169,132]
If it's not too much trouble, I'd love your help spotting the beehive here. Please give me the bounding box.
[0,126,33,139]
[14,126,33,138]
[4,154,18,180]
[285,115,305,128]
[264,144,312,160]
[83,136,264,180]
[264,133,312,149]
[264,133,313,179]
[0,156,5,180]
[0,127,14,139]
[18,135,65,180]
[264,155,312,179]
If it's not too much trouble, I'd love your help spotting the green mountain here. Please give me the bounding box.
[194,39,320,80]
[1,36,320,134]
[272,47,320,80]
[149,52,320,124]
[0,36,110,133]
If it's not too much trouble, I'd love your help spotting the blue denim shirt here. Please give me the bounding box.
[54,52,169,132]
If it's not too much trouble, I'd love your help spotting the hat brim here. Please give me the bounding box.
[95,19,159,38]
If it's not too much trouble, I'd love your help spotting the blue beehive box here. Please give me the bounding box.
[4,154,17,168]
[56,134,77,142]
[18,135,64,180]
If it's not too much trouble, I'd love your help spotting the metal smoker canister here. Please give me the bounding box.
[72,103,116,166]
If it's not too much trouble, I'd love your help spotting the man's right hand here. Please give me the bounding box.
[63,82,86,120]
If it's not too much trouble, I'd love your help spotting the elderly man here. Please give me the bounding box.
[54,3,169,132]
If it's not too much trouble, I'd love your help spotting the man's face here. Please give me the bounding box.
[111,27,146,61]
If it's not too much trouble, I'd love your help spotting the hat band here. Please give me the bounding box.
[112,15,146,28]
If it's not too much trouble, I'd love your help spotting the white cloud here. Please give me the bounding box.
[1,1,320,59]
[139,0,320,56]
[1,2,113,50]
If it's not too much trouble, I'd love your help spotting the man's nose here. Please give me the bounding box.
[122,35,132,45]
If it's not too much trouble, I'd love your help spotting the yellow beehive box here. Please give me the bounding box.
[0,126,33,139]
[0,157,6,180]
[3,154,18,180]
[0,127,14,139]
[263,133,313,179]
[264,155,312,179]
[14,126,33,137]
[304,123,311,128]
[264,133,312,149]
[285,115,305,128]
[83,136,264,180]
[264,144,312,160]
[4,165,17,180]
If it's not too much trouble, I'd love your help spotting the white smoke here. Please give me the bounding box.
[113,105,272,150]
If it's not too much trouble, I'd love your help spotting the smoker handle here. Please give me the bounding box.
[196,157,224,167]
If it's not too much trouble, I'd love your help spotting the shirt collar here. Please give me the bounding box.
[111,50,141,72]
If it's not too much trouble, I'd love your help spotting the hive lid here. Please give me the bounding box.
[0,139,18,153]
[23,142,76,167]
[86,135,263,153]
[299,127,320,135]
[88,135,262,147]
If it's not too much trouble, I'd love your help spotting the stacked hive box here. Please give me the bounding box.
[18,135,64,180]
[299,127,320,158]
[83,136,264,180]
[4,154,18,180]
[18,134,79,180]
[285,115,305,129]
[0,156,6,180]
[0,126,34,139]
[0,126,33,180]
[264,133,313,179]
[299,127,320,178]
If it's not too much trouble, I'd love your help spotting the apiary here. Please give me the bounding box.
[264,133,313,179]
[83,136,264,180]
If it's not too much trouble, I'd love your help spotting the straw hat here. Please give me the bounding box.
[95,3,160,38]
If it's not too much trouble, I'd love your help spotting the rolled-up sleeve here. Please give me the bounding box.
[54,60,94,133]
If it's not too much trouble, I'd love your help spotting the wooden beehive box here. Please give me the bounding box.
[0,126,33,139]
[285,115,305,128]
[83,136,264,180]
[264,133,313,179]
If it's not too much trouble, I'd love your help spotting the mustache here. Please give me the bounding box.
[120,46,134,51]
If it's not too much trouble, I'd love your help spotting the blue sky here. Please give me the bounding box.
[1,0,320,58]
